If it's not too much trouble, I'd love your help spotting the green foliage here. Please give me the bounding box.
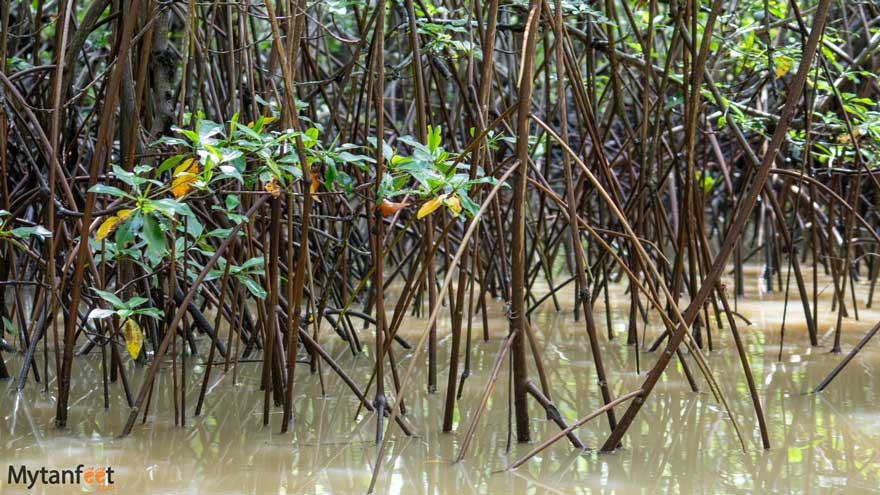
[206,256,268,300]
[380,126,499,218]
[87,288,164,322]
[0,210,51,254]
[418,19,479,58]
[88,113,384,308]
[696,171,719,193]
[2,316,13,335]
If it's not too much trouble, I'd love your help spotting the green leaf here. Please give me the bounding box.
[157,154,186,175]
[173,127,200,145]
[89,184,133,199]
[304,127,320,148]
[239,275,267,299]
[239,256,265,272]
[145,198,192,218]
[153,136,189,147]
[278,163,304,180]
[115,210,141,246]
[377,174,395,202]
[458,190,480,217]
[207,227,233,238]
[135,307,165,320]
[467,176,499,187]
[198,119,225,142]
[125,297,149,309]
[93,288,126,309]
[427,125,442,153]
[397,159,442,192]
[10,226,52,239]
[336,171,353,195]
[336,151,375,171]
[324,159,338,191]
[2,316,14,335]
[112,164,148,189]
[233,122,265,143]
[142,214,166,262]
[696,172,717,193]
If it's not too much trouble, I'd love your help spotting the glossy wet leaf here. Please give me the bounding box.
[87,308,115,320]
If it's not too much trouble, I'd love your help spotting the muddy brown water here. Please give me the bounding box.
[1,267,879,494]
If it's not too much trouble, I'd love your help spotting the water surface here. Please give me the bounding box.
[1,267,879,494]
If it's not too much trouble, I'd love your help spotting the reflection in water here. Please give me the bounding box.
[1,268,879,494]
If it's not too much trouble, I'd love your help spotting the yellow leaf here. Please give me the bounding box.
[775,56,792,78]
[264,178,281,198]
[174,158,197,177]
[95,216,120,242]
[122,319,144,360]
[171,158,199,198]
[249,116,275,128]
[418,194,448,219]
[445,195,462,217]
[310,172,321,203]
[96,208,136,242]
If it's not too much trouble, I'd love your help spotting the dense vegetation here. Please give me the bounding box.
[1,0,878,490]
